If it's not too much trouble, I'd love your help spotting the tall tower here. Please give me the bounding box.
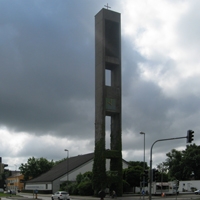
[93,8,122,196]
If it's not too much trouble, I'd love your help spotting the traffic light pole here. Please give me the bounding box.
[149,136,187,200]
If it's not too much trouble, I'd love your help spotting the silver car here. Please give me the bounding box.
[194,189,200,194]
[51,191,70,200]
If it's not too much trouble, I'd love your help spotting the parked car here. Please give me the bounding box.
[194,190,200,194]
[11,190,16,195]
[0,188,4,193]
[7,190,16,195]
[51,191,70,200]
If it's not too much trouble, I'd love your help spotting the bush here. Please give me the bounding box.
[67,182,78,195]
[77,181,93,196]
[123,180,130,192]
[60,181,67,191]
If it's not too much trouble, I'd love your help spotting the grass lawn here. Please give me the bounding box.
[0,193,18,197]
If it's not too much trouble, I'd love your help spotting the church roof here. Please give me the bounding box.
[27,152,94,183]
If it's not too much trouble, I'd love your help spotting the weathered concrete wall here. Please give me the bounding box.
[94,8,122,196]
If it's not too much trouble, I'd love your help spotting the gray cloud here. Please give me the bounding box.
[0,0,200,169]
[0,0,98,138]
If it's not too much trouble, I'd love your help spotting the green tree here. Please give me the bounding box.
[65,171,94,196]
[123,165,143,188]
[164,149,184,180]
[19,157,54,180]
[157,162,169,182]
[182,144,200,180]
[164,144,200,180]
[128,161,148,169]
[77,181,93,196]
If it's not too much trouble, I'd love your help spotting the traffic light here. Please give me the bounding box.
[187,130,194,143]
[144,169,148,180]
[143,170,149,186]
[155,169,158,181]
[140,174,143,182]
[152,169,158,182]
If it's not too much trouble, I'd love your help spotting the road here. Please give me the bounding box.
[3,193,200,200]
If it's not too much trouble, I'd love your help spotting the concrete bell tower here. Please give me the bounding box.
[93,8,122,196]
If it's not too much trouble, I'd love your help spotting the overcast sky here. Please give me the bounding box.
[1,0,200,171]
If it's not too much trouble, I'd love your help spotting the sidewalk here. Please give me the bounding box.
[4,193,140,200]
[16,192,140,200]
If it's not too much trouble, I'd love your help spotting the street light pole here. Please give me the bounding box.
[64,149,69,183]
[140,132,145,199]
[15,165,17,192]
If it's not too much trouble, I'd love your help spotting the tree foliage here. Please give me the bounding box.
[182,144,200,180]
[92,139,107,195]
[164,144,200,180]
[128,161,148,169]
[64,171,93,196]
[19,157,54,180]
[156,162,169,182]
[123,165,143,188]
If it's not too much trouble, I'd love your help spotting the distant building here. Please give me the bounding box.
[6,171,24,192]
[25,152,129,193]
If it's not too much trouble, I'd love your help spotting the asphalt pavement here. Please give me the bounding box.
[0,194,139,200]
[2,193,200,200]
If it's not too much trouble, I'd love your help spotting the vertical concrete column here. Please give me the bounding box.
[93,8,122,196]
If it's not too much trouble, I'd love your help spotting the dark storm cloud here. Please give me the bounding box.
[0,1,104,137]
[1,0,200,170]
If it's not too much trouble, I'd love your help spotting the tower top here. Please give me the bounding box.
[104,3,111,9]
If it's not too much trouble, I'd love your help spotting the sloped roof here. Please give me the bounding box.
[27,152,94,183]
